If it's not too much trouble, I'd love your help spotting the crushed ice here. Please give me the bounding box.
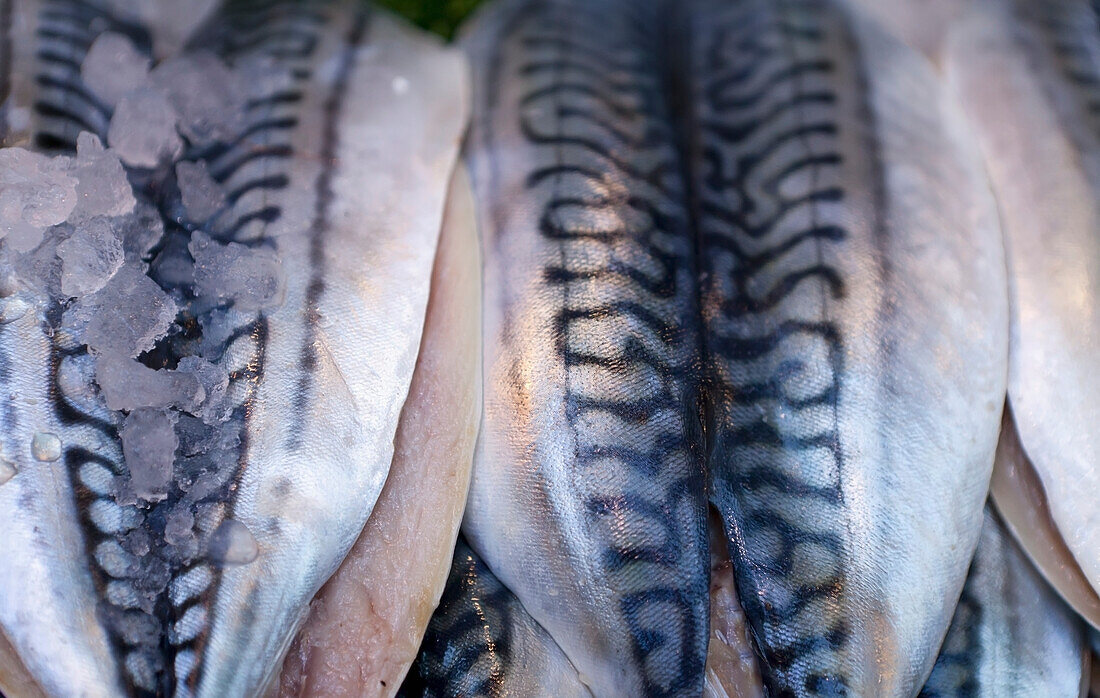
[0,39,284,577]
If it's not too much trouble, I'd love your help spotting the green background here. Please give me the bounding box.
[377,0,486,39]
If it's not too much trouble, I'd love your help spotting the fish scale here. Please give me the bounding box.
[460,0,1006,696]
[0,1,468,695]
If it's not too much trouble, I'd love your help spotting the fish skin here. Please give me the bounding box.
[842,0,967,65]
[945,0,1100,612]
[919,506,1087,698]
[0,2,468,696]
[696,1,1007,695]
[273,165,481,698]
[402,538,592,698]
[459,0,710,695]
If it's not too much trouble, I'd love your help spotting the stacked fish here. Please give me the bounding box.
[0,0,1099,696]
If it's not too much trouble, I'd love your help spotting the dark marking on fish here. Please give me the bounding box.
[695,1,863,694]
[287,6,370,451]
[402,539,519,697]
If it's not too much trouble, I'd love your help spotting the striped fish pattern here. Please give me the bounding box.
[0,1,467,696]
[402,539,591,698]
[461,0,709,695]
[459,0,1006,696]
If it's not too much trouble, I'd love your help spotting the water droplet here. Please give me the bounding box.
[0,459,16,485]
[207,518,259,567]
[0,296,30,325]
[31,432,61,462]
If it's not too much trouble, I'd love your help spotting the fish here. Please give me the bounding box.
[944,0,1100,615]
[0,1,468,696]
[402,538,592,698]
[460,0,1006,695]
[695,0,1007,694]
[918,506,1088,697]
[458,0,712,694]
[273,166,481,697]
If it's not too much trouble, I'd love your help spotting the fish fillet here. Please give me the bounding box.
[273,166,481,698]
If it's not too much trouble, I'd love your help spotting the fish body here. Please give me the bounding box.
[0,2,467,696]
[919,507,1087,697]
[945,0,1100,608]
[696,0,1007,694]
[461,1,1005,696]
[460,0,710,695]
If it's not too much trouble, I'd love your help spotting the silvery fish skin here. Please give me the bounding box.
[698,0,1007,694]
[275,167,482,698]
[945,0,1100,613]
[919,507,1087,698]
[460,0,710,695]
[0,1,467,696]
[404,539,592,698]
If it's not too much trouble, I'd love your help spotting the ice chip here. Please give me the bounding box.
[0,294,30,324]
[94,355,204,412]
[118,200,165,263]
[80,32,150,107]
[176,356,228,423]
[151,53,245,144]
[108,88,182,168]
[57,217,125,297]
[189,231,285,311]
[13,229,66,297]
[73,264,178,357]
[31,432,61,462]
[236,54,296,100]
[207,519,258,567]
[164,506,195,547]
[0,148,78,251]
[105,0,218,59]
[68,132,136,221]
[175,160,226,223]
[0,457,16,485]
[120,407,177,502]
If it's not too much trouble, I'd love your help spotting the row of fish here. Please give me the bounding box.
[0,0,1098,695]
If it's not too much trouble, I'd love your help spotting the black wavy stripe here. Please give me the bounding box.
[402,539,517,698]
[693,0,856,695]
[1028,0,1100,124]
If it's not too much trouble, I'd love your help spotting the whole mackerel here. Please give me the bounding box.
[0,1,467,695]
